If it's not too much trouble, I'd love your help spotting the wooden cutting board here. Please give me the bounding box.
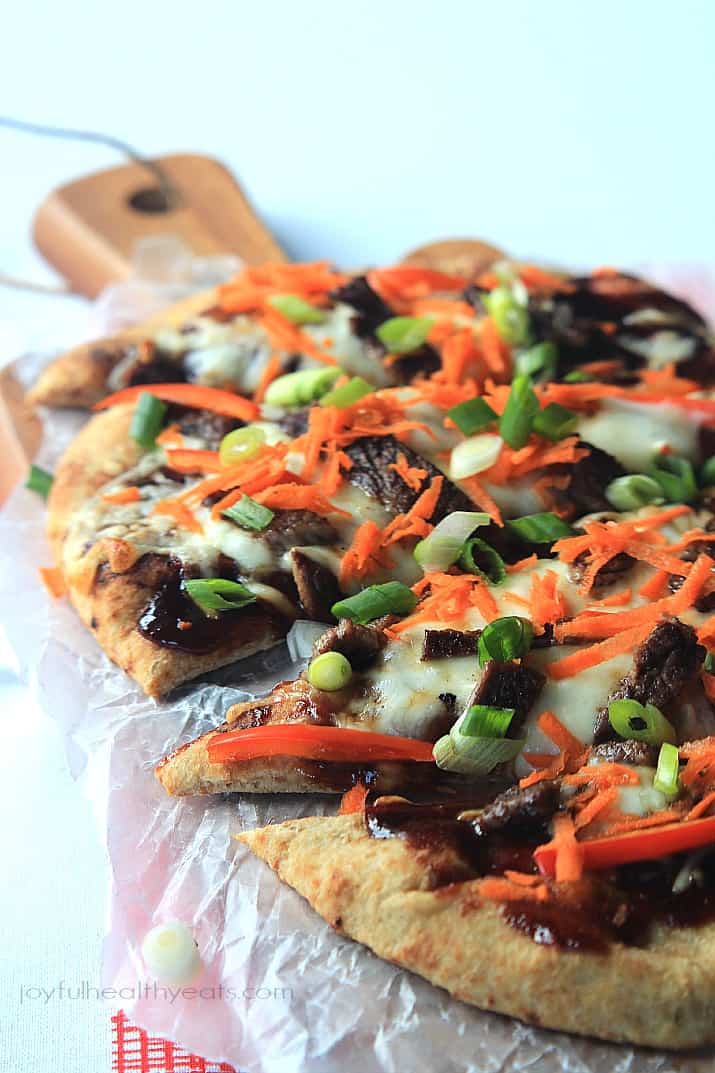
[1,151,503,502]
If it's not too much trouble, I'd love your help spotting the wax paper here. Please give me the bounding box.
[2,267,715,1073]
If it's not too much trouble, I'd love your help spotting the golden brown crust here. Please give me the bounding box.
[47,404,284,697]
[239,813,715,1049]
[27,287,218,408]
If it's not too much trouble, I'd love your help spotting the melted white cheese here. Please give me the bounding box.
[577,399,701,472]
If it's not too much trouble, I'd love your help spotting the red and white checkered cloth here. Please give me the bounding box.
[111,1012,237,1073]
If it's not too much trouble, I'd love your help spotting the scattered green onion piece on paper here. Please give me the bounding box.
[447,397,498,436]
[648,453,698,505]
[331,581,417,625]
[653,742,681,800]
[25,463,53,498]
[459,537,506,585]
[267,293,326,325]
[482,286,531,346]
[264,366,341,407]
[219,425,266,466]
[450,433,502,479]
[499,375,539,449]
[307,651,353,691]
[222,495,275,531]
[607,699,677,746]
[320,376,374,409]
[478,616,533,664]
[515,342,558,383]
[460,704,515,738]
[183,578,257,616]
[532,402,579,442]
[130,392,168,449]
[375,316,433,354]
[506,512,575,543]
[605,474,665,511]
[414,511,490,573]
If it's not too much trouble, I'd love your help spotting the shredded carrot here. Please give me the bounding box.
[595,810,684,838]
[102,486,141,505]
[587,588,632,608]
[668,554,714,613]
[155,424,185,448]
[258,307,336,366]
[438,328,481,384]
[164,449,222,474]
[478,877,549,903]
[505,554,538,574]
[217,261,348,314]
[94,383,258,422]
[539,710,585,761]
[387,572,499,637]
[546,623,654,680]
[253,484,350,517]
[685,791,715,821]
[366,266,467,308]
[459,475,503,525]
[638,569,669,600]
[479,316,510,379]
[551,813,584,882]
[382,476,443,545]
[338,783,369,815]
[387,452,428,492]
[563,763,641,788]
[411,298,475,319]
[573,788,620,831]
[339,521,393,585]
[253,353,283,404]
[529,570,570,632]
[151,499,202,533]
[519,711,587,788]
[39,566,66,598]
[518,264,573,292]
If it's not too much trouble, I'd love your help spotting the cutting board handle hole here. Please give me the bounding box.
[127,186,177,214]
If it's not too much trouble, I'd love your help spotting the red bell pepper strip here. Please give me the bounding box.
[207,724,435,765]
[94,383,259,422]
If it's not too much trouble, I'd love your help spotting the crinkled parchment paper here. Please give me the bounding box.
[2,267,715,1073]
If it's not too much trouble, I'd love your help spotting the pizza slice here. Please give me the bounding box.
[28,261,715,413]
[237,736,715,1049]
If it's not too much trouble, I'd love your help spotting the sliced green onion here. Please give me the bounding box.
[222,494,274,531]
[653,741,681,800]
[605,474,664,511]
[183,578,257,616]
[648,453,698,505]
[414,511,490,573]
[307,651,353,691]
[331,581,417,625]
[607,699,677,746]
[482,286,530,346]
[320,376,373,408]
[478,616,533,664]
[515,342,558,383]
[563,370,593,383]
[130,391,167,449]
[219,425,266,466]
[264,366,341,407]
[459,537,506,584]
[532,402,579,442]
[506,512,575,543]
[447,397,498,436]
[499,375,539,449]
[433,732,524,775]
[376,316,433,354]
[701,456,715,486]
[267,293,326,325]
[25,463,53,498]
[449,433,502,479]
[705,652,715,673]
[460,704,514,738]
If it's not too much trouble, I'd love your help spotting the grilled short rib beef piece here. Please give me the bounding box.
[542,442,626,520]
[330,275,394,338]
[591,740,659,766]
[262,510,339,553]
[593,618,705,743]
[290,551,341,622]
[312,617,389,670]
[421,628,481,660]
[467,660,546,735]
[470,781,561,837]
[344,435,474,521]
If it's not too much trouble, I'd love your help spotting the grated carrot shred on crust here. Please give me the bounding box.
[339,521,393,585]
[102,486,142,505]
[151,499,202,533]
[387,452,428,492]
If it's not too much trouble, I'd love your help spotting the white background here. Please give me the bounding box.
[0,2,714,1070]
